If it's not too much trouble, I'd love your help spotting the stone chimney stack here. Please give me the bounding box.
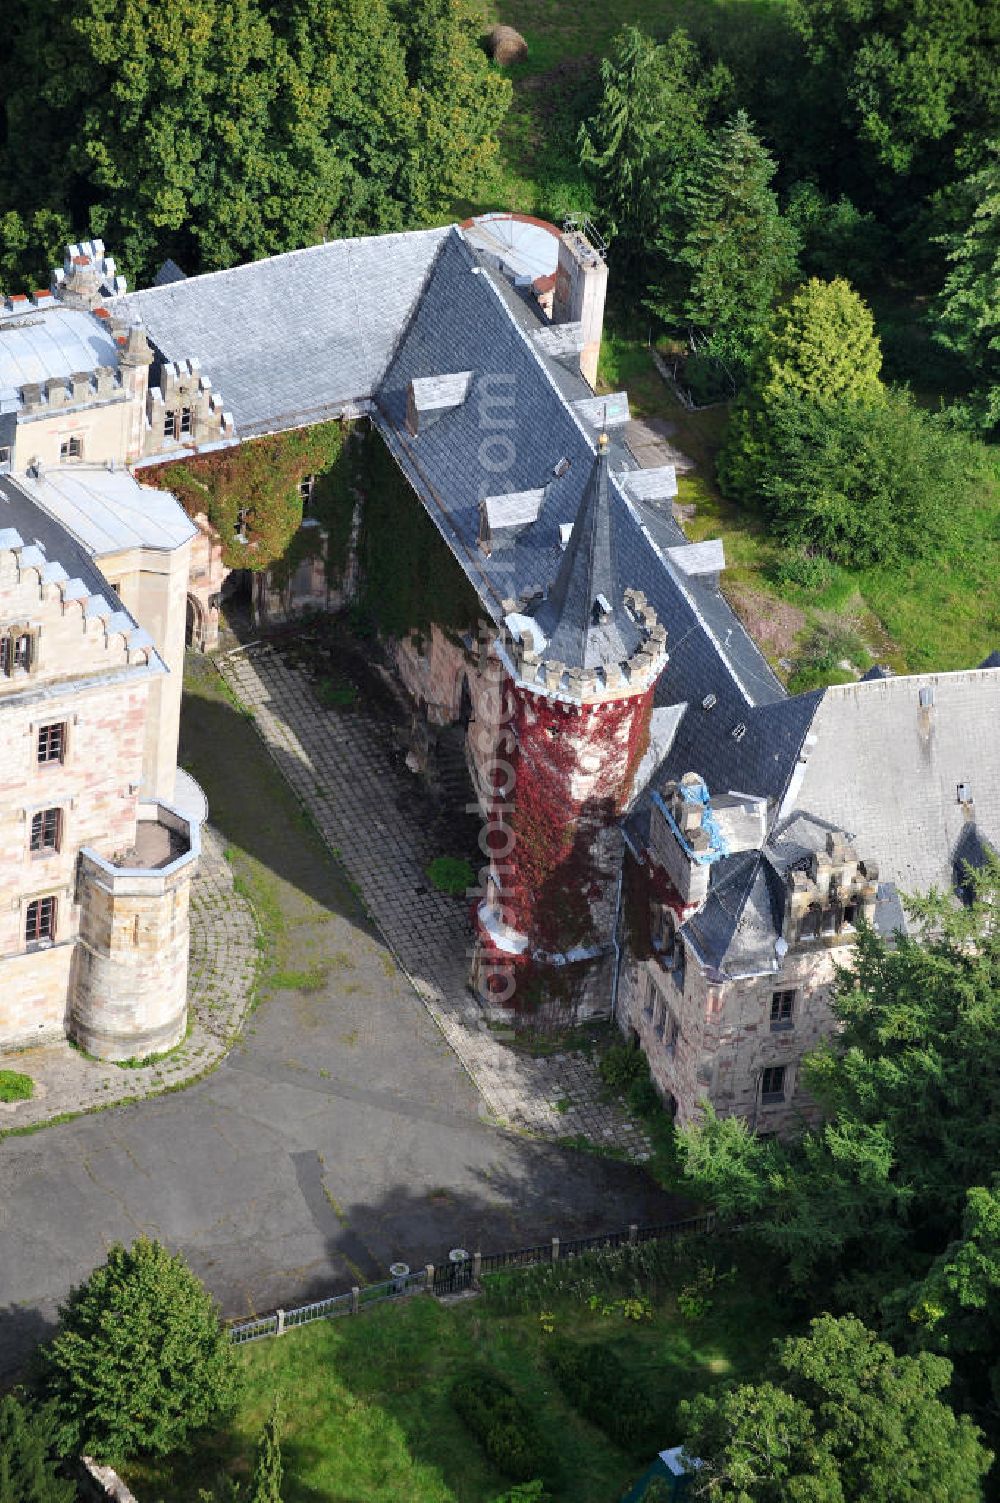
[552,224,608,392]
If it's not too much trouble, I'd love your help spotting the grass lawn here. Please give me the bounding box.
[126,1243,785,1503]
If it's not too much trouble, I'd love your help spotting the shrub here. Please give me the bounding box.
[427,856,475,897]
[599,1041,646,1095]
[0,1069,33,1102]
[724,389,971,568]
[452,1367,555,1484]
[547,1340,656,1450]
[627,1071,662,1117]
[38,1238,240,1462]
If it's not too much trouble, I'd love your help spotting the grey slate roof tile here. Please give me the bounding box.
[120,227,450,437]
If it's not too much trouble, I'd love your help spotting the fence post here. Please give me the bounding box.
[472,1251,482,1283]
[275,1308,285,1337]
[629,1223,638,1245]
[350,1286,360,1316]
[551,1236,560,1262]
[425,1263,435,1292]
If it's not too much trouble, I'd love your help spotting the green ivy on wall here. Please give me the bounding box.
[148,418,483,637]
[148,420,351,575]
[353,427,482,639]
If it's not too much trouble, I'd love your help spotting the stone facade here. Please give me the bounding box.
[617,934,840,1134]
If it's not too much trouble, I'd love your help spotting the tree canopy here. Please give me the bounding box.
[0,0,509,289]
[934,137,1000,437]
[792,0,1000,176]
[38,1237,240,1462]
[682,1315,992,1503]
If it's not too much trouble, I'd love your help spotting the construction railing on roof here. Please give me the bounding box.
[228,1212,715,1344]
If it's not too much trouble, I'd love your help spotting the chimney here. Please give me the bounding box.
[649,772,723,908]
[552,223,608,391]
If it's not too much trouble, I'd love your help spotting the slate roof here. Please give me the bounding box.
[682,849,784,977]
[118,227,450,437]
[376,228,810,808]
[529,440,643,670]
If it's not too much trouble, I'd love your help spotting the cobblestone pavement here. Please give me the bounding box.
[219,644,651,1160]
[0,827,258,1132]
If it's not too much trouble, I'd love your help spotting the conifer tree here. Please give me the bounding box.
[648,110,798,365]
[248,1399,283,1503]
[0,1394,74,1503]
[38,1238,240,1463]
[934,137,1000,437]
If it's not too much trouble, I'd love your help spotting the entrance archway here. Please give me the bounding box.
[185,594,206,650]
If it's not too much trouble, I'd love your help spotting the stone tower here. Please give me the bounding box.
[474,435,668,1026]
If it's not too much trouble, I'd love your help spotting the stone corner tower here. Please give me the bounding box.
[472,435,668,1028]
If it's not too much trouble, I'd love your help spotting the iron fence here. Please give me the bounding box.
[228,1212,715,1343]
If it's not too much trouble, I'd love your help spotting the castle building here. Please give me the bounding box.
[1,217,997,1132]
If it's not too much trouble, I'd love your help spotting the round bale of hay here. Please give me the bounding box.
[485,24,528,66]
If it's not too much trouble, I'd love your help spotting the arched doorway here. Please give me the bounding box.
[185,594,206,650]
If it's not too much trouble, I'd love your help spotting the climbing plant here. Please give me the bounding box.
[352,426,482,638]
[148,420,351,574]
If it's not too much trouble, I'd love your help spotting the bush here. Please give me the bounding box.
[452,1367,555,1484]
[599,1042,647,1095]
[0,1069,33,1102]
[627,1072,662,1117]
[427,856,475,897]
[727,389,970,567]
[547,1340,656,1450]
[38,1238,240,1462]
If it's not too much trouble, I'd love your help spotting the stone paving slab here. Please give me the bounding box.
[0,827,258,1132]
[218,644,651,1160]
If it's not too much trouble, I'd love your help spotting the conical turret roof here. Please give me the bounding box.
[530,435,643,671]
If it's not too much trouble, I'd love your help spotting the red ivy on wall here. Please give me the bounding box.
[488,679,654,956]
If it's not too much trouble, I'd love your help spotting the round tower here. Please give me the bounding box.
[473,435,668,1026]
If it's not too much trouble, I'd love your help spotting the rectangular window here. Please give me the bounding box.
[59,435,83,460]
[4,631,33,674]
[235,508,249,539]
[761,1065,786,1103]
[37,722,66,764]
[164,410,177,439]
[30,807,61,854]
[179,406,192,436]
[25,895,56,945]
[0,445,10,470]
[770,990,795,1029]
[299,475,315,509]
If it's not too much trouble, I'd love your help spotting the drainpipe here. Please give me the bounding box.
[610,863,625,1025]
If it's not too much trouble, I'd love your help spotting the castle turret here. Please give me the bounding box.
[474,435,668,1026]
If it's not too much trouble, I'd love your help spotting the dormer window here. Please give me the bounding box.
[179,406,192,436]
[59,435,83,461]
[593,593,612,624]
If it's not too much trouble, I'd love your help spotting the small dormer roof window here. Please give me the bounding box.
[594,592,612,623]
[406,371,472,434]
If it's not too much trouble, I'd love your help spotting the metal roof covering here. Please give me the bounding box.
[461,212,562,284]
[0,306,119,411]
[118,227,450,437]
[16,465,196,556]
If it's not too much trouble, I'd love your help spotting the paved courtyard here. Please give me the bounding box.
[219,642,651,1158]
[0,653,675,1379]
